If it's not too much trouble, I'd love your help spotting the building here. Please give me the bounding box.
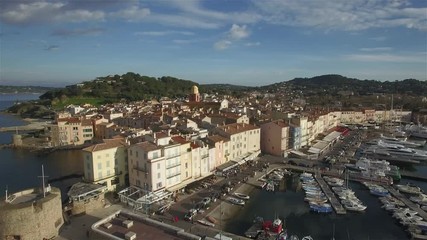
[214,123,260,162]
[82,139,129,191]
[261,120,290,157]
[0,187,63,240]
[189,85,201,102]
[48,117,94,146]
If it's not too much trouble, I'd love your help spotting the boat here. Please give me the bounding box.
[262,218,283,234]
[396,184,422,195]
[197,219,215,227]
[227,197,245,206]
[310,203,333,213]
[233,192,250,200]
[409,194,427,205]
[302,236,314,240]
[343,200,367,212]
[369,186,390,197]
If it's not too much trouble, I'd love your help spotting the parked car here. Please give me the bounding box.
[184,209,197,221]
[202,197,211,206]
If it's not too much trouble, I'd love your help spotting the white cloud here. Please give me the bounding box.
[252,0,427,31]
[245,42,261,47]
[345,53,426,63]
[214,24,251,50]
[135,31,194,36]
[229,24,250,40]
[359,47,393,52]
[214,40,232,50]
[110,6,150,22]
[0,1,105,24]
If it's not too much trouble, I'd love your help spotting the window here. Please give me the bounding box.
[136,180,141,187]
[158,172,161,179]
[157,182,162,188]
[185,163,188,169]
[86,163,90,170]
[186,172,189,178]
[98,172,102,179]
[86,155,90,160]
[136,151,138,157]
[106,153,109,157]
[153,152,158,158]
[129,150,133,156]
[106,161,110,168]
[97,162,102,169]
[107,170,111,176]
[157,163,160,170]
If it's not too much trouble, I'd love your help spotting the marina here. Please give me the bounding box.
[314,174,346,215]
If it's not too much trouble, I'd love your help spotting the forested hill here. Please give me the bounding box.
[263,74,427,95]
[40,72,198,102]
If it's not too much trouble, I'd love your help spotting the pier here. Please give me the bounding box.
[400,170,427,181]
[314,173,347,215]
[383,185,427,220]
[0,123,45,132]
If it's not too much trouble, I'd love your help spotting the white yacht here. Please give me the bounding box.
[396,184,422,195]
[227,197,245,206]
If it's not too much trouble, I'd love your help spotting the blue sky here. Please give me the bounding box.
[0,0,426,87]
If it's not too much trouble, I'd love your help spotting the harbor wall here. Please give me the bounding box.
[0,187,64,240]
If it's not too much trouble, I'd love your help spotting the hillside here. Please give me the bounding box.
[263,74,427,95]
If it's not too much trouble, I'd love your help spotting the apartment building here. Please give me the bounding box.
[214,123,260,161]
[49,118,93,146]
[82,139,128,191]
[260,120,290,157]
[128,141,164,192]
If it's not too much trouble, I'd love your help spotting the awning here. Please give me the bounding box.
[216,160,239,172]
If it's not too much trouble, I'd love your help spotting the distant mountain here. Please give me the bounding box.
[0,85,56,94]
[262,74,427,95]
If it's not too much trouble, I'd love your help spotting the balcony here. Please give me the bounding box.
[165,153,180,159]
[166,162,181,169]
[201,154,209,159]
[166,172,181,179]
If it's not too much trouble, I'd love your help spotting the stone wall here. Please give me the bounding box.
[0,187,64,240]
[70,192,105,215]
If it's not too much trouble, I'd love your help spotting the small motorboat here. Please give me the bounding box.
[197,219,215,227]
[234,192,250,200]
[227,197,245,206]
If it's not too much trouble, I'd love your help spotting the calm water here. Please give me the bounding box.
[0,94,83,200]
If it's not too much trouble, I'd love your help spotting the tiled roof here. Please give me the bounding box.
[207,135,229,143]
[135,141,161,152]
[83,138,127,152]
[217,123,259,135]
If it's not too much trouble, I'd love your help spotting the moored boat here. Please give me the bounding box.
[234,192,250,200]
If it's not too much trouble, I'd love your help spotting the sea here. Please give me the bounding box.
[0,93,83,201]
[1,94,427,239]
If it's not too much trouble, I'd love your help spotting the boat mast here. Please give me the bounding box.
[38,165,49,197]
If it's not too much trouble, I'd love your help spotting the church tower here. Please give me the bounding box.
[189,85,201,102]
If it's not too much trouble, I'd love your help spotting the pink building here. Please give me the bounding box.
[261,120,290,157]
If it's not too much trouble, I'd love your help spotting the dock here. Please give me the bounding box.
[0,123,45,132]
[400,171,427,181]
[383,185,427,220]
[314,173,347,215]
[363,153,420,164]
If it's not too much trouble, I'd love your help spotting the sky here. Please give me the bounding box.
[0,0,426,87]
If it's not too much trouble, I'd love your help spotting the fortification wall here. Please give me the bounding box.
[0,187,64,240]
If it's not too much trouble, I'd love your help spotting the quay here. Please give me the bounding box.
[400,170,427,181]
[314,173,347,215]
[363,153,420,165]
[383,185,427,220]
[0,124,45,132]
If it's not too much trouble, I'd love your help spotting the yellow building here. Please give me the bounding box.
[82,139,128,191]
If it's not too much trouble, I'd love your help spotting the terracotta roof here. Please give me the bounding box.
[155,132,168,139]
[134,141,161,152]
[207,135,229,143]
[83,138,127,152]
[273,120,289,128]
[171,136,189,144]
[217,123,259,135]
